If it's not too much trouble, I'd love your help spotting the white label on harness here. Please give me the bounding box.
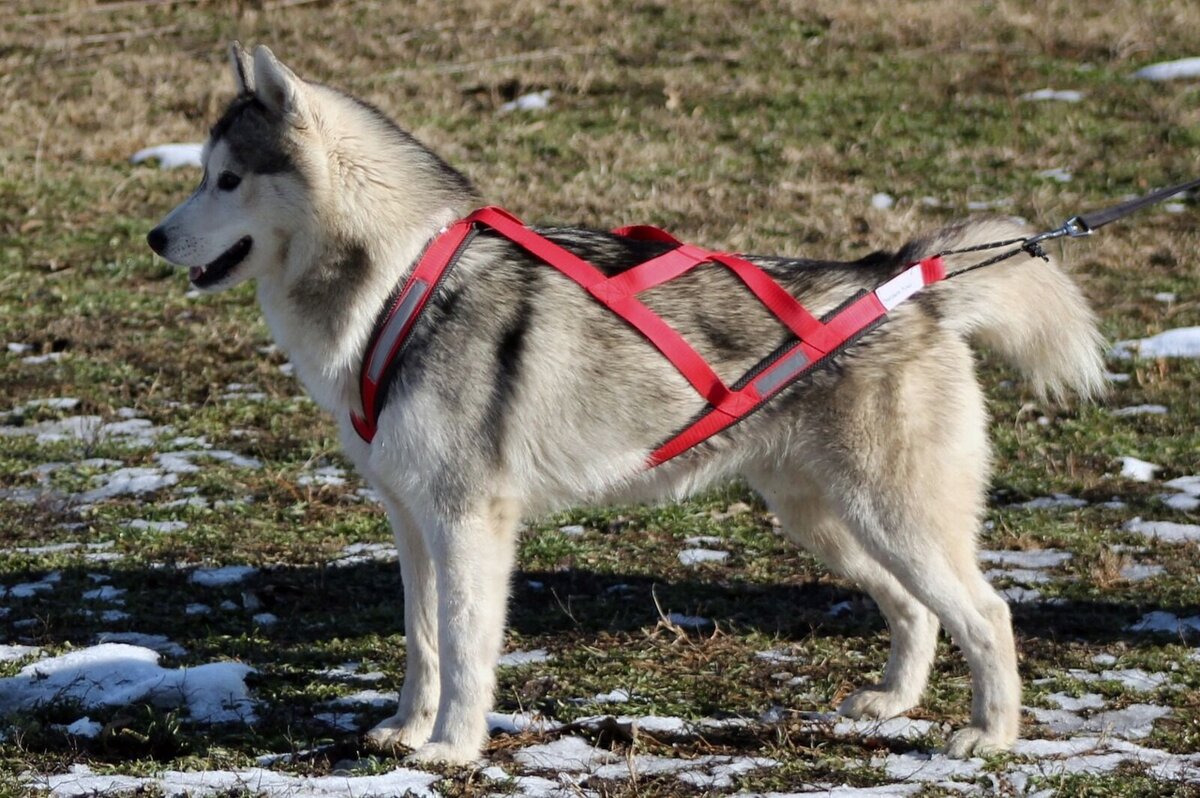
[875,264,925,311]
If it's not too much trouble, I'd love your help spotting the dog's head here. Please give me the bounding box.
[147,44,321,292]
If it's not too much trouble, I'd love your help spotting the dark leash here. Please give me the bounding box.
[940,176,1200,278]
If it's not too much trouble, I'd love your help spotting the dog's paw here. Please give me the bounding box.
[403,741,480,767]
[944,725,1014,758]
[365,715,433,752]
[837,686,918,720]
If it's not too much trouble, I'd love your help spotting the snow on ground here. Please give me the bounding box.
[678,547,730,565]
[1020,88,1084,102]
[1111,326,1200,359]
[32,762,440,798]
[1124,517,1200,543]
[0,643,256,723]
[130,143,204,169]
[1133,56,1200,81]
[1119,455,1160,482]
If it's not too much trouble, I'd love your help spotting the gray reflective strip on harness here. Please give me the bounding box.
[366,279,430,384]
[751,346,811,397]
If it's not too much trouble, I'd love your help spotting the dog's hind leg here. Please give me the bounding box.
[406,496,522,766]
[748,472,939,721]
[365,493,441,752]
[809,349,1020,756]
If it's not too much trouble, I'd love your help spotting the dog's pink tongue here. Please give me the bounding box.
[189,266,203,282]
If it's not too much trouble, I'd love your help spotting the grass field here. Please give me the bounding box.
[2,1,1200,795]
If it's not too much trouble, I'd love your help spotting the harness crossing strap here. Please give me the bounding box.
[352,206,946,468]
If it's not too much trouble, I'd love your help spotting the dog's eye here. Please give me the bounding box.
[217,171,242,191]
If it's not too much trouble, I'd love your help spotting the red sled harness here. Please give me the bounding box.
[351,205,946,467]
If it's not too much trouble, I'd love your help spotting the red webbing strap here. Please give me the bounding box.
[465,207,739,413]
[646,256,946,466]
[352,219,475,442]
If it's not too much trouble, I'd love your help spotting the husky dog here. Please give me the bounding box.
[148,44,1105,765]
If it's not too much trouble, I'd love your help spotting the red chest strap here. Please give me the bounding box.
[352,207,945,469]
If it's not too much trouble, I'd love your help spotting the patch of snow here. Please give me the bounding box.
[1129,610,1200,635]
[36,763,441,797]
[324,689,398,710]
[1045,692,1106,711]
[833,716,938,741]
[678,548,729,565]
[252,613,278,627]
[1111,326,1200,359]
[1120,456,1160,482]
[185,603,211,616]
[1067,667,1171,692]
[82,585,125,602]
[96,632,186,658]
[6,342,31,353]
[1021,88,1084,102]
[190,565,258,587]
[487,711,561,734]
[875,751,985,782]
[756,649,802,664]
[667,612,712,628]
[500,90,552,113]
[984,567,1051,585]
[1083,704,1171,739]
[1120,562,1166,581]
[499,648,553,667]
[0,643,255,723]
[1155,292,1178,303]
[22,352,65,365]
[1161,493,1200,511]
[1124,517,1200,543]
[1001,586,1044,604]
[558,524,585,536]
[3,571,61,598]
[1165,475,1200,496]
[62,716,104,738]
[1012,493,1087,509]
[1037,167,1072,183]
[130,142,204,169]
[1104,370,1132,383]
[297,465,346,487]
[81,467,177,502]
[1133,57,1200,81]
[333,542,396,566]
[124,519,189,534]
[591,688,631,703]
[871,192,895,210]
[978,549,1071,568]
[514,735,620,771]
[1111,403,1168,416]
[0,644,40,662]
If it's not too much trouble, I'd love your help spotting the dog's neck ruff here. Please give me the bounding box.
[352,206,945,467]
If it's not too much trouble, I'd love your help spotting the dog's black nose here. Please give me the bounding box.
[146,226,167,255]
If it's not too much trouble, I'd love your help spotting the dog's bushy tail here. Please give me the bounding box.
[902,217,1107,401]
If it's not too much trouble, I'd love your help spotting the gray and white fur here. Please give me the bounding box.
[148,43,1106,765]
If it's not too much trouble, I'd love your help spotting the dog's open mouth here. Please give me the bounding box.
[189,236,252,288]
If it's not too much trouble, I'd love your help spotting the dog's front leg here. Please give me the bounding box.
[406,496,521,766]
[365,494,441,751]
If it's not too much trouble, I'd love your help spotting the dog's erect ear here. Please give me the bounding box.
[252,45,308,126]
[229,41,254,94]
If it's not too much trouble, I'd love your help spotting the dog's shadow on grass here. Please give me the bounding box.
[8,557,1192,670]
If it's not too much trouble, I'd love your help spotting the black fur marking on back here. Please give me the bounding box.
[482,268,536,463]
[209,93,296,175]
